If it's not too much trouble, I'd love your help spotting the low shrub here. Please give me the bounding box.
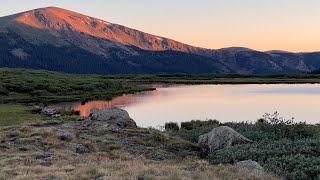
[174,112,320,179]
[181,119,220,130]
[175,124,217,143]
[0,85,9,96]
[225,112,319,141]
[211,139,320,180]
[165,122,179,132]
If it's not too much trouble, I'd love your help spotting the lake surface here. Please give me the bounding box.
[50,84,320,127]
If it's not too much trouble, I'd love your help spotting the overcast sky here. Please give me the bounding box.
[1,0,320,52]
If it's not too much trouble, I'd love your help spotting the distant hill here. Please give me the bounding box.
[0,7,320,74]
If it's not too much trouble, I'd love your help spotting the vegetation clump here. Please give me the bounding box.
[164,122,179,132]
[0,68,152,104]
[171,112,320,180]
[181,119,220,130]
[0,85,9,96]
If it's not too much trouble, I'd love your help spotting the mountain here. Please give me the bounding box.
[0,7,320,74]
[0,7,230,74]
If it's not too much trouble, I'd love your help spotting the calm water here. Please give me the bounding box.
[50,84,320,127]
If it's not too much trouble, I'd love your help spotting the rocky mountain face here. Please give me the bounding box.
[0,7,319,74]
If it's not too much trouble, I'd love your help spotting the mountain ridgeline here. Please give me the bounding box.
[0,7,320,74]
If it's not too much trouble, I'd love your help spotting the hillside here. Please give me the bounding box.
[0,7,320,74]
[0,107,279,180]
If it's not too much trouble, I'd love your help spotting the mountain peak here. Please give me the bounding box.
[1,6,202,54]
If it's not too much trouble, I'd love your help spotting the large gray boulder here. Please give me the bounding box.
[236,160,264,171]
[89,108,137,128]
[198,126,252,155]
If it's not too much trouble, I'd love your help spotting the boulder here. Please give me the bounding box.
[198,126,252,155]
[89,108,137,128]
[89,107,99,116]
[41,108,57,116]
[56,130,73,141]
[236,160,264,171]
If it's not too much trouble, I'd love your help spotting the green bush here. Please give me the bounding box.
[174,113,320,179]
[175,124,217,143]
[0,85,9,96]
[211,139,320,180]
[181,119,220,130]
[224,112,318,141]
[165,122,179,132]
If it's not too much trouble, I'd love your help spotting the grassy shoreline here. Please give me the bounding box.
[0,68,154,104]
[1,68,320,104]
[115,74,320,85]
[1,67,319,126]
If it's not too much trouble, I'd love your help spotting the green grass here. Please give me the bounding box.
[0,104,46,126]
[0,68,153,104]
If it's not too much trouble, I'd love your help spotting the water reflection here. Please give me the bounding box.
[50,84,320,127]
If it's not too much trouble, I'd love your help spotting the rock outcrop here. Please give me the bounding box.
[32,106,60,117]
[88,108,137,129]
[198,126,252,155]
[236,160,264,171]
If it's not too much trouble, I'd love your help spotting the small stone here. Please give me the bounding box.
[52,114,61,118]
[95,177,106,180]
[32,135,44,140]
[18,147,28,152]
[41,108,57,116]
[65,143,89,154]
[6,131,19,138]
[31,105,43,114]
[56,130,73,141]
[236,160,264,171]
[137,175,146,180]
[47,178,62,180]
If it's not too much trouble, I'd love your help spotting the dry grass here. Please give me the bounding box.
[0,120,282,180]
[0,150,281,180]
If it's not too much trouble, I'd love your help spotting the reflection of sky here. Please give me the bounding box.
[52,84,320,127]
[236,84,320,95]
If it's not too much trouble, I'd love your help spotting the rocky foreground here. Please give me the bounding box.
[0,108,279,179]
